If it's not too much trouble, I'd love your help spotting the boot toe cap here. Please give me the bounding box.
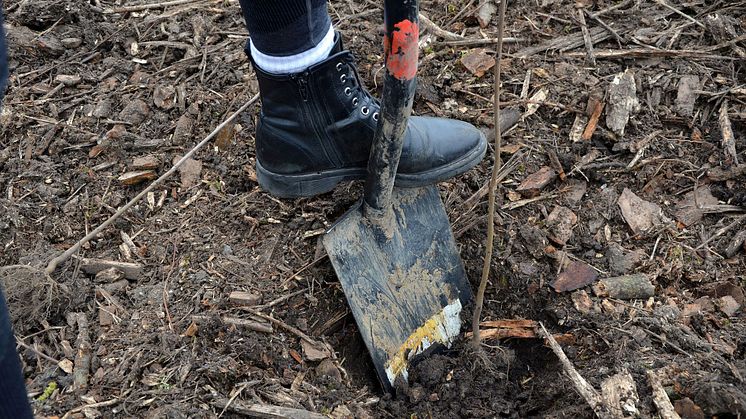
[398,116,487,179]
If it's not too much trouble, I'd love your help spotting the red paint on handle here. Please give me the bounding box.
[384,19,419,80]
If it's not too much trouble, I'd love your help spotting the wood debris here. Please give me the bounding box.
[546,206,577,245]
[516,166,556,197]
[550,261,598,292]
[617,188,671,236]
[605,69,638,136]
[118,170,157,186]
[593,274,655,300]
[675,186,719,227]
[131,155,161,170]
[461,49,496,77]
[212,398,327,419]
[229,291,263,306]
[467,319,574,344]
[71,313,91,394]
[174,156,202,189]
[601,371,640,418]
[675,75,699,117]
[538,323,616,419]
[582,93,605,141]
[476,0,496,28]
[719,100,738,165]
[647,370,681,419]
[79,258,144,280]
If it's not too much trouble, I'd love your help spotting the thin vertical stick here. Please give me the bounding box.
[472,0,507,345]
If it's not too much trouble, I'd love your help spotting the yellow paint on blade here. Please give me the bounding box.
[384,299,462,385]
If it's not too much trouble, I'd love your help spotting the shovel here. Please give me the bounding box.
[322,0,472,393]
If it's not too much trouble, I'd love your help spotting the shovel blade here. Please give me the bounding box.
[322,186,472,392]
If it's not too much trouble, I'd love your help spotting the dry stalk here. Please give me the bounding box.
[472,0,507,345]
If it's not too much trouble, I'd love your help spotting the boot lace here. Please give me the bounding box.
[336,55,380,122]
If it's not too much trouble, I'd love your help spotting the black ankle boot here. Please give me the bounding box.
[249,33,487,198]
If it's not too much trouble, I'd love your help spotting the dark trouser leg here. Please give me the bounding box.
[0,288,34,418]
[237,0,331,56]
[0,8,34,417]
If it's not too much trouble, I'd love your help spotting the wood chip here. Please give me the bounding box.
[173,157,202,189]
[461,48,496,77]
[605,69,638,136]
[550,261,598,292]
[516,166,557,197]
[593,274,654,300]
[212,399,327,419]
[582,97,605,140]
[674,186,719,227]
[546,206,577,245]
[58,358,74,374]
[674,398,705,419]
[675,75,700,117]
[476,0,497,28]
[80,258,144,280]
[229,291,262,306]
[94,267,126,283]
[118,170,157,186]
[571,290,594,314]
[601,371,640,418]
[183,322,198,337]
[717,296,740,317]
[617,188,671,235]
[131,155,161,170]
[54,74,82,86]
[153,85,176,110]
[301,339,331,361]
[647,370,681,419]
[570,114,589,142]
[719,100,738,165]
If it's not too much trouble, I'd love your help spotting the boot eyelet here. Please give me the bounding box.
[373,112,379,121]
[352,97,359,106]
[344,87,352,96]
[340,74,347,83]
[361,106,370,116]
[336,62,344,71]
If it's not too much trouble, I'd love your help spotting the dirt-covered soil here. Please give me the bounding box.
[1,0,745,417]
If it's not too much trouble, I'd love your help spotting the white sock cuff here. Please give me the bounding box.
[250,24,335,75]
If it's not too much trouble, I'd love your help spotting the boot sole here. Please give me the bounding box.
[256,134,487,198]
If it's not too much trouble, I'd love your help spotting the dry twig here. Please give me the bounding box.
[538,323,615,419]
[647,370,682,419]
[472,0,507,345]
[719,100,738,164]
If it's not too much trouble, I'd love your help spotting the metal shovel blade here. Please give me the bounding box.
[322,185,472,392]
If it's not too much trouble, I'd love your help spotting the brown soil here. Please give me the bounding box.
[1,0,744,418]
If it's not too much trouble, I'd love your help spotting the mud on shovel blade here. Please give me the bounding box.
[322,0,472,393]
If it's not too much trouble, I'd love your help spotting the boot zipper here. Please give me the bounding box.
[293,72,310,102]
[292,72,343,167]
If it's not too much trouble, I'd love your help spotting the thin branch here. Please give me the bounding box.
[472,0,506,345]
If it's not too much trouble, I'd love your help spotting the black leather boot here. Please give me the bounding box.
[250,33,487,198]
